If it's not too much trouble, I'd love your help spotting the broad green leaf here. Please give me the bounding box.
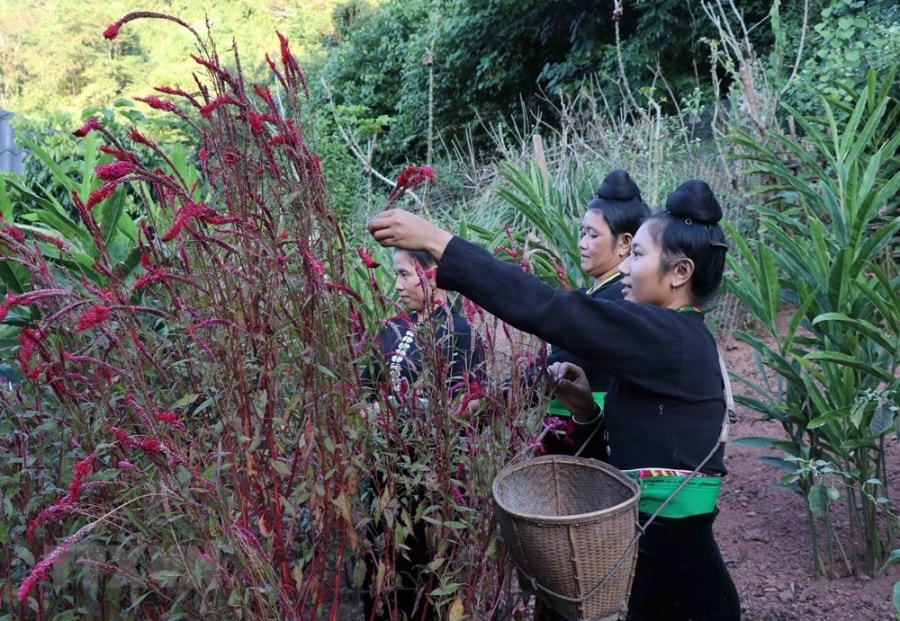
[759,456,799,471]
[807,482,829,517]
[869,404,895,437]
[730,436,780,448]
[804,351,894,383]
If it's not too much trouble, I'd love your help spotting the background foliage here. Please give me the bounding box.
[1,0,899,618]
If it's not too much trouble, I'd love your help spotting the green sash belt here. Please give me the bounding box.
[546,392,605,417]
[627,473,722,518]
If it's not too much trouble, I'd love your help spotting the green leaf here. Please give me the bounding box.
[869,404,895,437]
[171,393,201,409]
[805,351,894,383]
[430,583,462,597]
[807,482,829,517]
[759,456,799,472]
[731,436,779,448]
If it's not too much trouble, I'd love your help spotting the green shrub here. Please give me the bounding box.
[725,67,900,576]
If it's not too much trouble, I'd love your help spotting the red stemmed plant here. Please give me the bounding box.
[0,11,557,621]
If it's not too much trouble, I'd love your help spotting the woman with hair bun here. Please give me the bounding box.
[367,178,740,621]
[533,168,651,459]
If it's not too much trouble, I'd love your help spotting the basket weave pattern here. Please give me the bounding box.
[492,455,641,621]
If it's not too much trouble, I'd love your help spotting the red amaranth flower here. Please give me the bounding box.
[246,112,265,135]
[154,410,186,432]
[18,521,98,603]
[103,11,200,43]
[105,425,134,449]
[160,202,208,242]
[1,222,25,244]
[66,455,95,504]
[200,94,241,118]
[0,293,19,323]
[99,145,139,163]
[17,327,46,368]
[356,246,380,269]
[253,84,276,110]
[96,161,136,181]
[73,117,101,137]
[75,305,111,331]
[135,96,179,114]
[132,267,167,290]
[26,501,76,542]
[385,165,435,208]
[104,21,123,40]
[128,127,156,148]
[138,437,162,453]
[86,182,118,210]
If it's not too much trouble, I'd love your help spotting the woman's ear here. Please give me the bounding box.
[671,257,695,289]
[617,233,633,257]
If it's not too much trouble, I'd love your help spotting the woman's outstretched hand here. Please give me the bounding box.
[367,209,454,260]
[547,362,597,422]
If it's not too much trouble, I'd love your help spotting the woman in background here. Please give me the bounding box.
[536,169,650,460]
[360,247,483,621]
[367,179,740,621]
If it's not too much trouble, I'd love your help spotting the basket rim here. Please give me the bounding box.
[492,454,640,525]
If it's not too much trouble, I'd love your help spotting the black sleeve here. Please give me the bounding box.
[436,237,689,393]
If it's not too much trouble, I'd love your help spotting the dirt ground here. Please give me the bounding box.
[715,332,900,621]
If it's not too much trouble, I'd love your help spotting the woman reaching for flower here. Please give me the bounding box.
[367,179,740,621]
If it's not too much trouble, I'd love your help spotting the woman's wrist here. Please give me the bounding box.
[573,402,603,425]
[426,228,454,261]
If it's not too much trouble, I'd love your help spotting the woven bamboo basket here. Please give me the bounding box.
[492,455,641,621]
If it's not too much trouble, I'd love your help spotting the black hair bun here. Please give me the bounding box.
[597,169,642,201]
[665,179,722,224]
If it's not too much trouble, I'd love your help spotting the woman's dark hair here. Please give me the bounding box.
[647,179,728,306]
[393,247,437,269]
[586,169,651,238]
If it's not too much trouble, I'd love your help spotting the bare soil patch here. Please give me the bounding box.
[716,331,900,621]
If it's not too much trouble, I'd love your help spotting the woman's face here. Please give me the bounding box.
[620,221,670,305]
[578,209,629,279]
[393,251,433,312]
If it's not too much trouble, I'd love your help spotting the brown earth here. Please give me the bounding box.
[715,331,900,621]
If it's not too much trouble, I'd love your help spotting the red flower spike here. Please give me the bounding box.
[99,145,138,163]
[137,437,163,454]
[129,128,155,148]
[253,84,276,110]
[73,117,101,138]
[105,425,134,448]
[135,96,179,114]
[18,522,98,603]
[356,246,380,269]
[199,94,240,118]
[160,202,210,242]
[385,165,435,208]
[96,161,136,181]
[66,455,95,504]
[86,183,117,210]
[103,21,123,40]
[75,305,111,331]
[1,222,25,244]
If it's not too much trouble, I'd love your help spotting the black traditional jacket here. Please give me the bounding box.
[437,237,727,475]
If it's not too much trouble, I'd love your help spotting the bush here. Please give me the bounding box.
[0,11,554,619]
[725,68,900,577]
